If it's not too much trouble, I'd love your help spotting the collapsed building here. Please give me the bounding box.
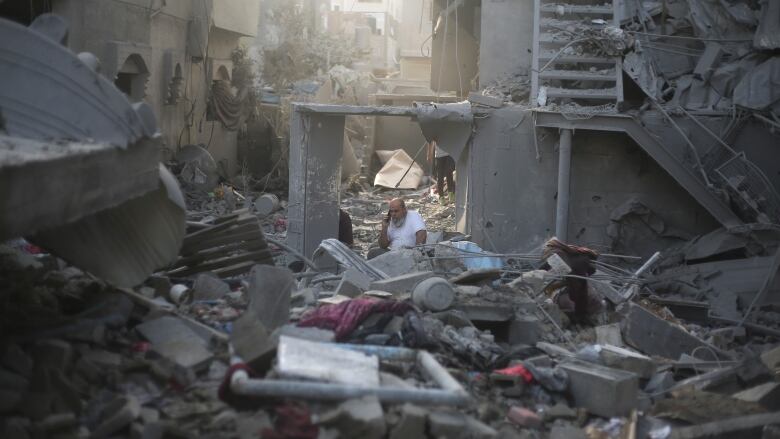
[2,0,780,438]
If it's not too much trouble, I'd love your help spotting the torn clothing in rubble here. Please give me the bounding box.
[542,238,598,320]
[297,298,413,341]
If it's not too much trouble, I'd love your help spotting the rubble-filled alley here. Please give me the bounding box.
[2,0,780,438]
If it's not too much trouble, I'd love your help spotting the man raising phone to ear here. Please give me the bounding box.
[379,197,427,250]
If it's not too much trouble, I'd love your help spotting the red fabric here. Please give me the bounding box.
[297,298,412,340]
[262,404,318,439]
[494,364,534,384]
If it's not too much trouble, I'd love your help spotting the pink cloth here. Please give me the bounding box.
[297,298,412,340]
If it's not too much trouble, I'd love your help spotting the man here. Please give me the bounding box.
[427,140,455,204]
[368,198,426,258]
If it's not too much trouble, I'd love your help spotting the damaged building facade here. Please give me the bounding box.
[1,0,261,176]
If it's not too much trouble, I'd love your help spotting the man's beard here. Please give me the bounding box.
[391,215,406,228]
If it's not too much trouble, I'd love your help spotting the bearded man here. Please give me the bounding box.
[368,198,427,259]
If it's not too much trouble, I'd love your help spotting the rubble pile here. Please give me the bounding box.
[3,195,780,438]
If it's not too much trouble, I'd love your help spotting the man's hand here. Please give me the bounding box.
[379,214,391,249]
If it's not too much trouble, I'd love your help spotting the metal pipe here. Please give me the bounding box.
[556,129,573,241]
[230,373,470,406]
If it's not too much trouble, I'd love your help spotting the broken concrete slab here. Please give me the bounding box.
[367,249,420,278]
[468,92,504,108]
[598,344,656,379]
[229,309,276,373]
[710,291,741,321]
[315,396,386,439]
[620,303,723,360]
[389,404,427,439]
[453,304,514,322]
[733,382,780,410]
[272,324,335,343]
[135,316,213,371]
[450,268,502,285]
[428,411,497,439]
[369,271,434,295]
[276,336,379,387]
[560,361,639,418]
[668,412,780,439]
[761,345,780,373]
[595,323,625,347]
[191,273,231,301]
[31,164,186,288]
[335,268,372,298]
[508,315,542,346]
[645,371,676,395]
[246,264,295,332]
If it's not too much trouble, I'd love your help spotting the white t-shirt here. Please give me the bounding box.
[387,210,426,249]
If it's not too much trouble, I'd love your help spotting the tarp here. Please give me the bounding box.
[373,149,424,189]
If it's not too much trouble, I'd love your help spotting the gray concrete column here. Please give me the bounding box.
[555,129,572,241]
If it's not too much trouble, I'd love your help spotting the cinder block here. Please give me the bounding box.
[370,271,434,294]
[336,268,372,298]
[598,344,656,379]
[508,315,542,346]
[559,361,638,417]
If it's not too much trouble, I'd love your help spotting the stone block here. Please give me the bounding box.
[468,92,504,108]
[733,382,780,410]
[316,396,386,439]
[508,315,542,346]
[389,404,427,439]
[595,323,624,347]
[136,316,213,371]
[506,406,541,429]
[277,336,379,387]
[598,344,656,379]
[367,249,419,278]
[645,371,675,394]
[272,324,335,343]
[620,302,714,360]
[229,309,276,373]
[559,361,638,417]
[761,346,780,373]
[335,268,371,298]
[31,340,73,373]
[191,273,230,301]
[246,265,295,332]
[370,271,434,294]
[454,304,513,322]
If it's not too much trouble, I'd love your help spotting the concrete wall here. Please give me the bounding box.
[51,0,258,176]
[479,0,533,86]
[464,106,720,253]
[430,0,479,96]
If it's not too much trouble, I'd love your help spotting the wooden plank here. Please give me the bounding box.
[168,239,268,269]
[183,227,262,254]
[166,249,274,277]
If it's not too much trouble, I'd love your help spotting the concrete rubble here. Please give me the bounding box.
[4,1,780,438]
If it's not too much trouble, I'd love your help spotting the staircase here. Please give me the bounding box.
[531,0,624,107]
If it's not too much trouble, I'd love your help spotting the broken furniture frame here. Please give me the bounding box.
[230,342,471,406]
